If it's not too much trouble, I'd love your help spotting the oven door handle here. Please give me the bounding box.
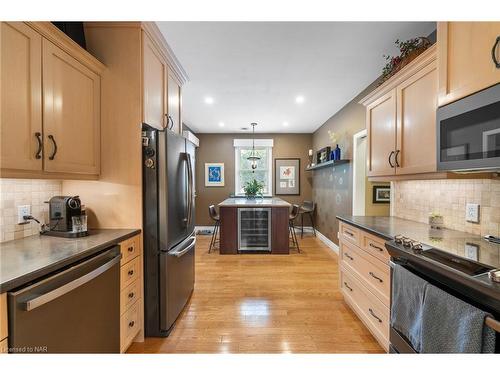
[23,255,121,311]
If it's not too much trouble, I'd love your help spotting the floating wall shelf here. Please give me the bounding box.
[305,159,350,171]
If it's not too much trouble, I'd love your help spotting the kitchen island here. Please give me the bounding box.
[218,197,291,254]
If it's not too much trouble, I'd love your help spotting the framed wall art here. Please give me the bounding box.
[274,158,300,195]
[205,163,225,187]
[372,185,391,203]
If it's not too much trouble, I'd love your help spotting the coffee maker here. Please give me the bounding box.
[43,196,89,237]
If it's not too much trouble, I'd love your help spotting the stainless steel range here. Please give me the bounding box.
[386,234,500,353]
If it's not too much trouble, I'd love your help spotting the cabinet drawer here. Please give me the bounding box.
[120,256,140,289]
[120,279,141,315]
[0,293,7,341]
[0,338,7,354]
[120,299,141,352]
[362,232,390,264]
[340,268,389,352]
[340,240,390,307]
[120,235,141,265]
[339,222,361,246]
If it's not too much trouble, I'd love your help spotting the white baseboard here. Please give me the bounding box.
[315,230,339,254]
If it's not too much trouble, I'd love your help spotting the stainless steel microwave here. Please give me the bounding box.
[437,83,500,172]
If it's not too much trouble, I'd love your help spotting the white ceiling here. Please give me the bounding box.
[157,22,436,134]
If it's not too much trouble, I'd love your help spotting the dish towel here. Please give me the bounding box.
[390,264,428,352]
[421,283,496,353]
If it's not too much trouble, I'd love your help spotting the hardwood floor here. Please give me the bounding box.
[128,233,384,353]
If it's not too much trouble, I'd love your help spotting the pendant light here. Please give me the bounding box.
[247,122,260,171]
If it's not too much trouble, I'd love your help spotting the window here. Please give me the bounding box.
[234,139,273,196]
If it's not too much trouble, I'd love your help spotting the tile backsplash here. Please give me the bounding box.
[0,179,62,242]
[393,179,500,237]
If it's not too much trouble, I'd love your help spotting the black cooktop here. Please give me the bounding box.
[419,248,494,276]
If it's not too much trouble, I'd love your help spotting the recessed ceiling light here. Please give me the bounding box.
[204,97,214,105]
[295,96,305,104]
[218,122,225,127]
[283,121,289,127]
[240,127,249,131]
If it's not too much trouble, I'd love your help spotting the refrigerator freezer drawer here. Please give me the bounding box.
[160,235,195,332]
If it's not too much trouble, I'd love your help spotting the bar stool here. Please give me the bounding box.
[289,204,300,253]
[208,205,220,253]
[299,200,316,238]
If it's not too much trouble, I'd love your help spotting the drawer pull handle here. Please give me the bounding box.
[344,230,354,237]
[492,36,500,68]
[369,243,384,252]
[129,320,135,328]
[128,246,134,252]
[128,270,134,276]
[369,308,382,323]
[128,292,135,299]
[345,253,354,261]
[343,282,353,292]
[369,271,383,283]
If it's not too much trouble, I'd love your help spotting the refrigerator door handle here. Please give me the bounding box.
[22,254,121,311]
[169,236,196,258]
[186,152,194,227]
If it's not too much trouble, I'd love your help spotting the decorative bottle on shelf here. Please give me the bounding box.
[334,144,341,160]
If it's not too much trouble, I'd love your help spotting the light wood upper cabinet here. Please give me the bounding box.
[0,22,104,179]
[396,59,438,175]
[167,69,181,134]
[438,22,500,107]
[142,31,167,130]
[43,39,101,175]
[0,22,43,172]
[366,89,397,177]
[361,45,437,179]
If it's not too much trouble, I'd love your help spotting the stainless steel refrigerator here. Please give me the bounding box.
[142,124,196,337]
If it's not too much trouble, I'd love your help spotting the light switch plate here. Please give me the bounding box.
[465,203,480,223]
[464,242,479,261]
[17,204,31,224]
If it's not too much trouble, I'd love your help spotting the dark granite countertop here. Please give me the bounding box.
[336,215,500,269]
[0,228,141,293]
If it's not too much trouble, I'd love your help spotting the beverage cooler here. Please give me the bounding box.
[238,208,271,252]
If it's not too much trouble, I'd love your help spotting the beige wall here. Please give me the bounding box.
[0,179,61,242]
[393,179,500,237]
[195,133,313,225]
[365,178,390,216]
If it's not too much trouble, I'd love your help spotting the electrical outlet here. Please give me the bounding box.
[465,203,480,223]
[17,205,31,224]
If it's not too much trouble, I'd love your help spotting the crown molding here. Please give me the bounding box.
[141,22,189,85]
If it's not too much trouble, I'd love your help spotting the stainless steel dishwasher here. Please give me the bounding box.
[8,246,121,353]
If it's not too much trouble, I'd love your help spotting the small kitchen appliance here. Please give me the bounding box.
[42,196,89,238]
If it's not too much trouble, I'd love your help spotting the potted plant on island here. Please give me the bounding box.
[243,179,264,199]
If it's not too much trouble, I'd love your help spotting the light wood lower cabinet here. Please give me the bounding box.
[119,234,144,353]
[0,293,7,354]
[338,221,390,352]
[438,22,500,107]
[0,338,7,354]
